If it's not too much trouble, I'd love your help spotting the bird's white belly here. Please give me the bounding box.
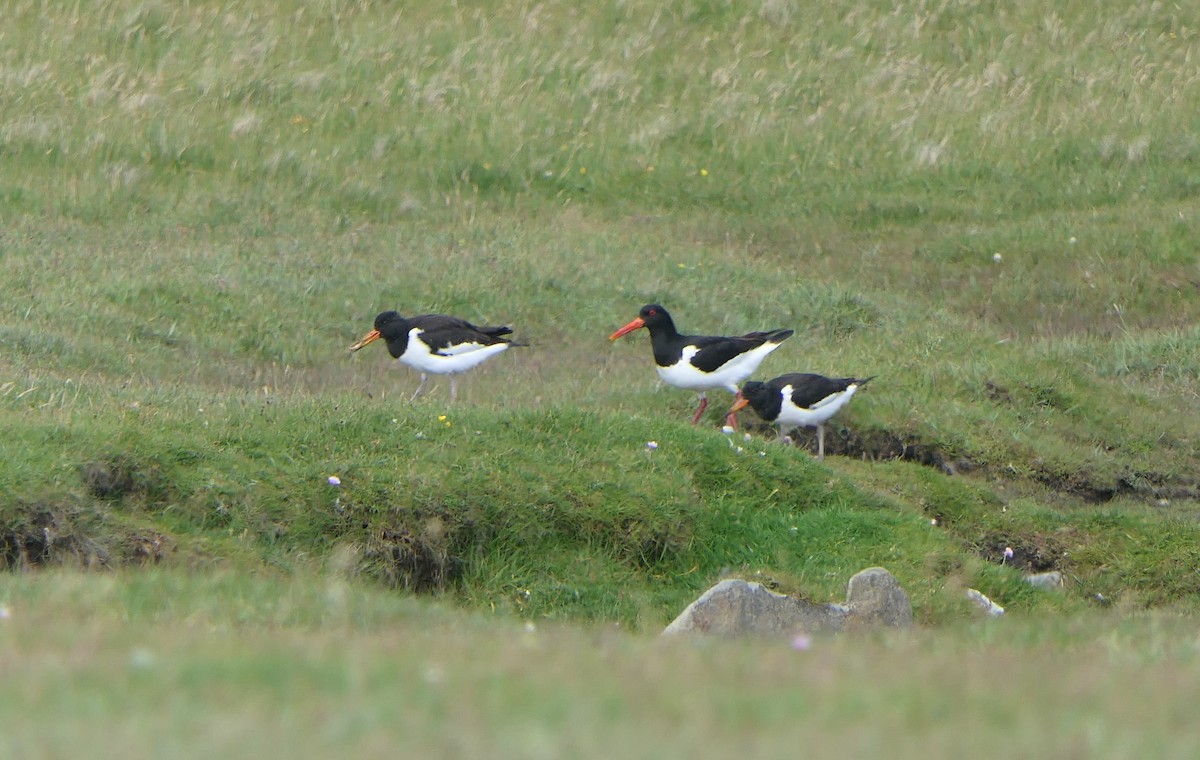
[656,342,781,393]
[399,329,509,375]
[776,385,860,428]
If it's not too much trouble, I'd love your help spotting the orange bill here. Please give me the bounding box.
[349,329,381,352]
[608,317,646,341]
[728,397,750,414]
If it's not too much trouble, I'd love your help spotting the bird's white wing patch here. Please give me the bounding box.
[775,383,861,428]
[437,341,487,356]
[656,341,783,393]
[400,329,509,375]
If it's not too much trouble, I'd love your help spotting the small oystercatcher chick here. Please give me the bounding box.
[349,310,520,402]
[609,304,793,427]
[730,373,874,459]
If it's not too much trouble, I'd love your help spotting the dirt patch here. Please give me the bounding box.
[1030,466,1200,505]
[982,378,1072,411]
[974,531,1068,573]
[81,455,165,501]
[82,460,138,499]
[1031,469,1122,504]
[746,420,970,474]
[747,416,1200,511]
[361,511,481,592]
[121,529,172,564]
[752,412,1200,509]
[984,380,1013,404]
[1,501,174,571]
[618,517,689,569]
[0,504,112,570]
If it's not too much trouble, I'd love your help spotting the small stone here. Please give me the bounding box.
[129,648,156,670]
[422,664,445,684]
[965,588,1005,617]
[1024,571,1064,590]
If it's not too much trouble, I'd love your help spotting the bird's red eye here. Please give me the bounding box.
[648,309,657,315]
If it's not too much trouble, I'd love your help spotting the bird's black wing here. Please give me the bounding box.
[409,314,512,335]
[776,373,863,410]
[685,329,791,374]
[407,314,514,353]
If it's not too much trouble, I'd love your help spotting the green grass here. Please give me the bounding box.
[2,1,1200,748]
[2,0,1198,617]
[3,570,1200,759]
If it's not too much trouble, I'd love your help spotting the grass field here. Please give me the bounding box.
[4,570,1200,759]
[2,0,1200,754]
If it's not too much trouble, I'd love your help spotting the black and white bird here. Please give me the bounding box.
[609,304,793,427]
[349,310,520,401]
[730,373,874,459]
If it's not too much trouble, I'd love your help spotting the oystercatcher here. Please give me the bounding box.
[349,310,520,401]
[609,304,793,427]
[730,373,874,459]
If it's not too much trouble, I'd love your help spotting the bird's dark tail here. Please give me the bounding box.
[479,325,514,337]
[742,328,794,343]
[478,324,529,347]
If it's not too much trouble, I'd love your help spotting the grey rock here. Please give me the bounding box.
[844,567,914,629]
[1024,571,1064,590]
[965,588,1005,617]
[662,567,912,638]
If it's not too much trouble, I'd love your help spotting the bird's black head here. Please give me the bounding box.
[610,304,677,341]
[635,304,681,335]
[373,310,409,339]
[350,311,412,355]
[638,304,670,326]
[738,380,781,419]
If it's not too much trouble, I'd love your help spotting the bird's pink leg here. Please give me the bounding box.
[690,395,709,425]
[724,391,742,430]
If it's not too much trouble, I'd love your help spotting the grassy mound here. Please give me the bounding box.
[4,393,1199,627]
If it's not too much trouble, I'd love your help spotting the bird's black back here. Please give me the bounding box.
[636,305,792,371]
[373,311,516,358]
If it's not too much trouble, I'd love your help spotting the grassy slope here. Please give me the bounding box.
[1,0,1199,630]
